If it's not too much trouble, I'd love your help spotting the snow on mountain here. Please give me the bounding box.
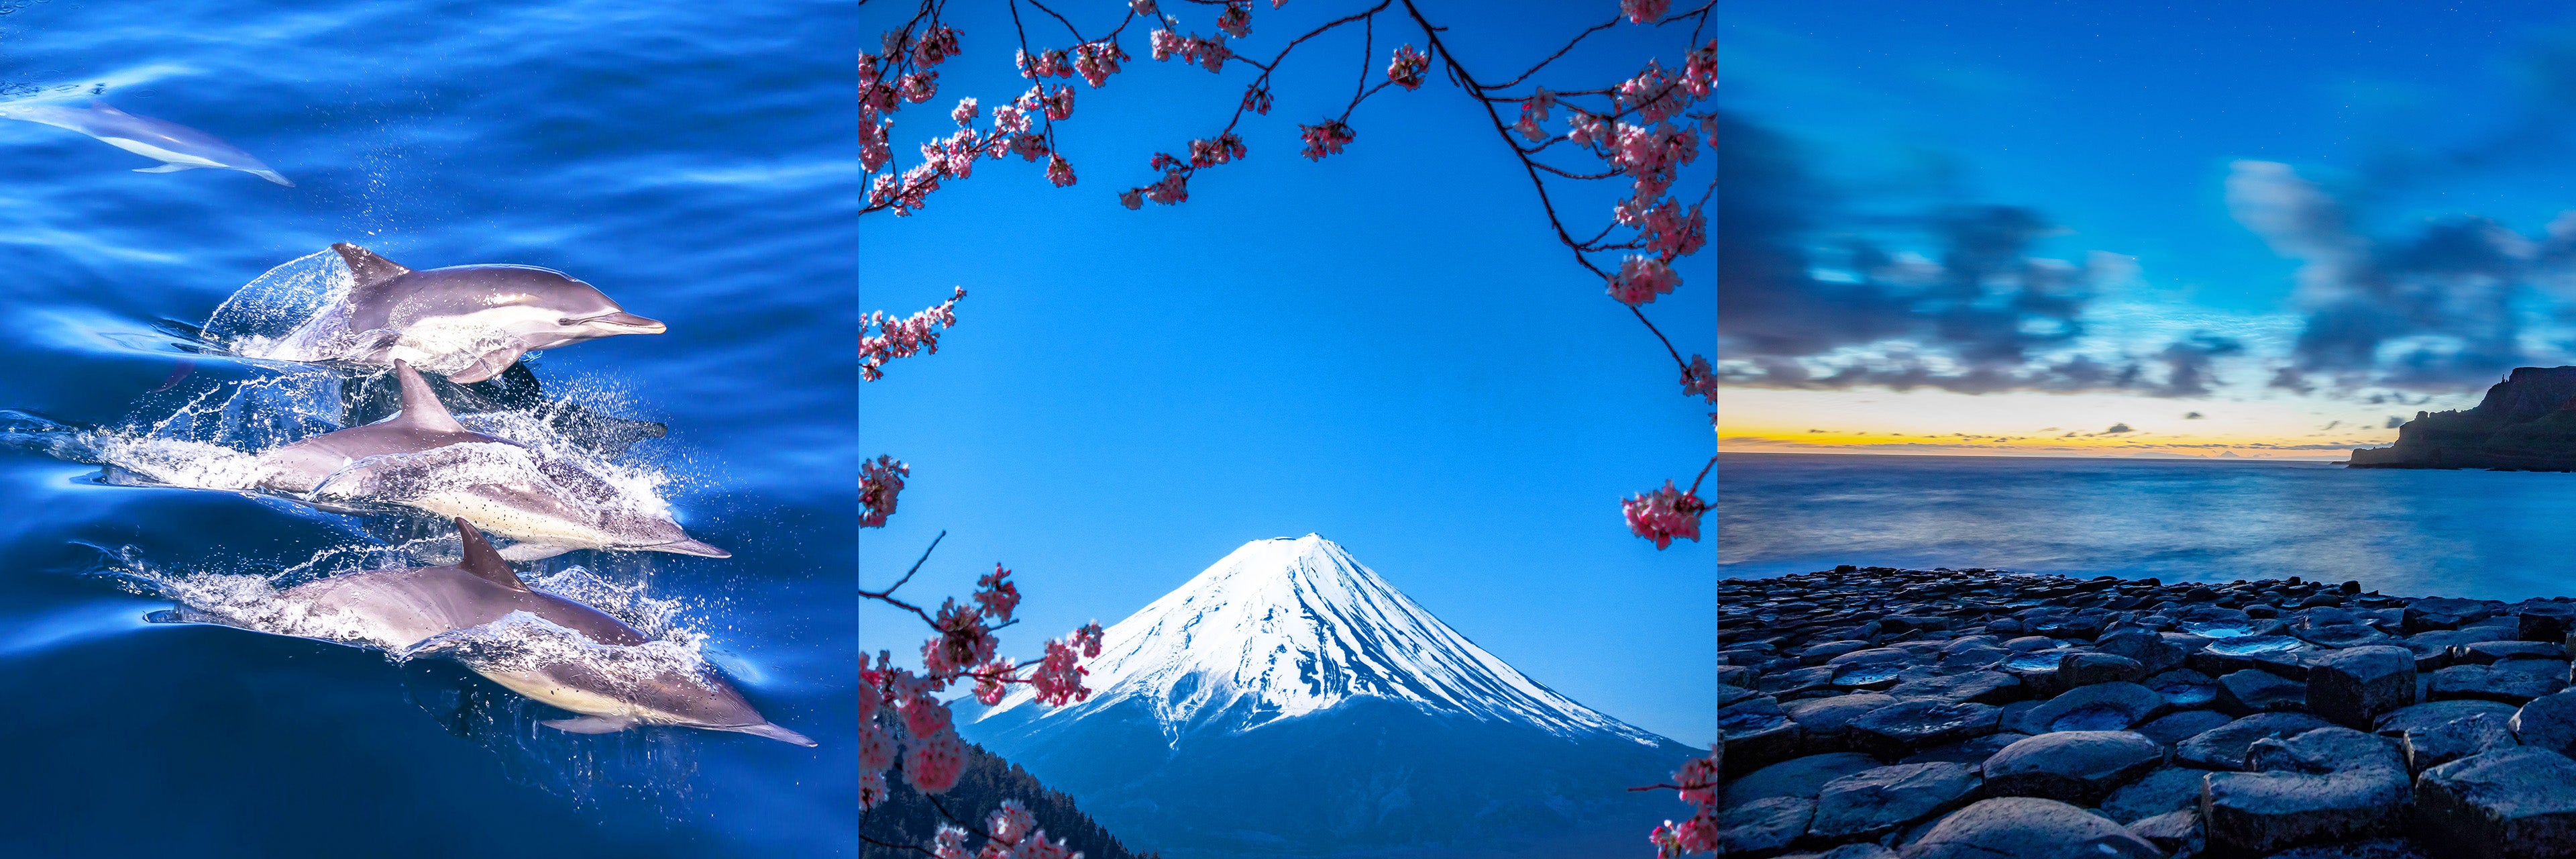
[977,534,1665,746]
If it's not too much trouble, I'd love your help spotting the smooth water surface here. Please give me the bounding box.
[0,2,855,856]
[1720,452,2576,601]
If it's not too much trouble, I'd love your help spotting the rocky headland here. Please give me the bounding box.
[2349,366,2576,470]
[1718,566,2576,858]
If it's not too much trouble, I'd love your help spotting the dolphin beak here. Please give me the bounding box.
[582,312,666,335]
[733,722,818,747]
[649,538,731,558]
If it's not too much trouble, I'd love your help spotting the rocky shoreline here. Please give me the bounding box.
[1717,566,2576,858]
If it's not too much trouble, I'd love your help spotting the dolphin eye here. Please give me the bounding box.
[558,317,579,326]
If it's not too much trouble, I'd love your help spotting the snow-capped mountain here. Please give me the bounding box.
[965,534,1694,859]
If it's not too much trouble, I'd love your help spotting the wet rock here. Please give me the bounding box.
[2176,713,2336,770]
[2004,636,2067,652]
[2404,711,2518,773]
[1901,731,2029,766]
[1888,670,2024,706]
[2059,652,2148,687]
[1723,752,1884,807]
[2193,635,2315,678]
[2511,689,2576,761]
[2403,629,2508,671]
[2430,660,2569,705]
[1847,701,2002,760]
[1801,640,1877,665]
[2259,839,2432,858]
[1721,684,1763,708]
[2201,726,2410,855]
[1831,662,1910,692]
[2100,765,2207,823]
[2413,747,2576,859]
[2218,669,2310,716]
[2125,807,2200,854]
[1809,762,1982,842]
[1827,647,1916,668]
[2308,646,2419,729]
[2376,699,2521,738]
[2459,641,2566,664]
[2147,668,2220,709]
[1762,666,1838,697]
[1784,693,1897,752]
[2096,629,2190,676]
[2516,601,2576,643]
[1724,696,1807,774]
[1980,730,2165,805]
[2136,709,2235,747]
[2407,597,2496,634]
[1718,795,1812,858]
[1896,797,2163,859]
[2002,680,2167,734]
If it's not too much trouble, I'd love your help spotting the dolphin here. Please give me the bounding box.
[274,518,812,745]
[252,360,729,559]
[329,243,666,383]
[0,99,292,185]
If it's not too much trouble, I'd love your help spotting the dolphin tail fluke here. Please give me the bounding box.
[652,538,731,559]
[734,722,818,747]
[133,164,203,173]
[388,361,468,434]
[250,169,294,187]
[539,715,638,735]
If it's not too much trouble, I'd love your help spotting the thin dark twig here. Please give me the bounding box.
[860,530,947,599]
[1686,454,1716,497]
[1486,15,1622,90]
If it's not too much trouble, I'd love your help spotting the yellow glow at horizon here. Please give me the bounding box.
[1715,387,2462,460]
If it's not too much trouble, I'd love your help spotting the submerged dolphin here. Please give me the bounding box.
[252,360,729,559]
[0,99,292,185]
[330,243,665,383]
[276,518,812,745]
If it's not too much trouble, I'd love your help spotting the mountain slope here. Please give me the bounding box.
[965,535,1693,858]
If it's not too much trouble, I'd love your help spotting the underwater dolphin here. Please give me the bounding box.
[278,518,812,745]
[0,99,292,185]
[252,360,729,559]
[331,243,666,383]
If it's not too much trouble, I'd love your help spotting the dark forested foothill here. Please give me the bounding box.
[2351,366,2576,470]
[1719,566,2576,858]
[861,739,1155,859]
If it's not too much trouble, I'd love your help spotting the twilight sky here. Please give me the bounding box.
[1722,1,2576,458]
[859,2,1715,746]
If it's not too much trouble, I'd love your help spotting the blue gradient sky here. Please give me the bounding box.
[858,3,1715,747]
[1722,2,2576,458]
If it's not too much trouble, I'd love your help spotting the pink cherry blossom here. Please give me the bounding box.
[1188,132,1246,167]
[987,800,1038,846]
[1681,354,1715,404]
[922,598,999,676]
[1387,44,1429,91]
[1118,189,1144,209]
[951,97,980,128]
[1616,61,1682,125]
[1513,88,1555,142]
[911,24,963,67]
[1006,833,1077,859]
[861,117,894,172]
[860,455,908,528]
[860,286,963,380]
[1218,2,1252,38]
[1030,634,1094,705]
[1608,255,1680,305]
[1046,154,1077,187]
[1621,0,1670,25]
[934,825,971,859]
[859,721,897,772]
[902,71,940,104]
[1142,170,1189,205]
[1129,0,1159,15]
[902,726,966,793]
[1621,480,1705,549]
[859,771,890,810]
[902,689,955,738]
[1681,40,1716,98]
[1040,85,1076,121]
[975,563,1022,621]
[1298,119,1355,160]
[1242,83,1274,115]
[972,661,1012,705]
[1566,109,1607,148]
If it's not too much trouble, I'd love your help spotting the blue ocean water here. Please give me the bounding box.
[0,2,855,856]
[1720,452,2576,601]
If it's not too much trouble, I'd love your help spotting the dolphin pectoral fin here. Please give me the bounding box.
[133,163,203,173]
[539,715,639,735]
[250,170,294,187]
[731,722,818,747]
[446,347,525,384]
[647,538,730,559]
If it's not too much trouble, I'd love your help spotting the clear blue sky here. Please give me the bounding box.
[859,1,1715,747]
[1721,2,2576,456]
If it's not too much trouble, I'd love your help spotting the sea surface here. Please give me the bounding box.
[1720,452,2576,602]
[0,2,855,856]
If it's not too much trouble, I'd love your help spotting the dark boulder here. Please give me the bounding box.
[1847,701,2002,760]
[1979,730,2164,806]
[1894,797,2162,859]
[2413,747,2576,859]
[2200,726,2410,855]
[1807,762,1982,843]
[2176,712,2336,770]
[2308,646,2419,729]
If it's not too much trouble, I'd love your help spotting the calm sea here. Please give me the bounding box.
[1719,452,2576,602]
[0,1,855,856]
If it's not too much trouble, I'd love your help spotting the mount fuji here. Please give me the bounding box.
[962,535,1697,859]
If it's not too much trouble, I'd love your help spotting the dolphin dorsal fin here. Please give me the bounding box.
[388,360,468,434]
[331,242,413,289]
[452,518,529,592]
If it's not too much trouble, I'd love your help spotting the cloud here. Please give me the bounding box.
[1715,111,2247,397]
[2320,420,2342,431]
[2184,411,2205,419]
[2228,160,2576,392]
[2385,415,2407,428]
[2103,423,2135,434]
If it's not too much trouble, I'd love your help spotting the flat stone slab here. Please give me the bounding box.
[1785,693,1898,746]
[1809,762,1980,842]
[2145,668,2219,709]
[2000,680,2165,735]
[2308,645,2419,729]
[1895,797,2163,859]
[2430,660,2569,705]
[2202,727,2410,856]
[2059,652,2147,687]
[2218,668,2310,716]
[2125,808,2200,855]
[1723,752,1882,808]
[1980,730,2164,806]
[2136,709,2235,747]
[2512,689,2576,758]
[1847,701,2002,760]
[1718,795,1812,858]
[2404,711,2518,774]
[1886,670,2023,706]
[2377,699,2520,738]
[2414,747,2576,859]
[2100,765,2206,823]
[1900,731,2029,766]
[2176,712,2335,770]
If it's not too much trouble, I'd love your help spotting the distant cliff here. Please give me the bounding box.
[2350,366,2576,470]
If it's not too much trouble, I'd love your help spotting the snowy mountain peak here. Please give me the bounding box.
[977,534,1666,746]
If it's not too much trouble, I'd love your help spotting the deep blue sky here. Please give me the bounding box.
[859,1,1715,746]
[1719,2,2576,457]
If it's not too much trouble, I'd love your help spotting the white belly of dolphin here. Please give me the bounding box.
[410,490,613,550]
[96,136,227,167]
[384,307,557,366]
[479,669,649,720]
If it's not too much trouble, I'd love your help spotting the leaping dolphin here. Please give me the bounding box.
[330,243,666,383]
[0,99,292,185]
[252,360,729,559]
[272,518,812,745]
